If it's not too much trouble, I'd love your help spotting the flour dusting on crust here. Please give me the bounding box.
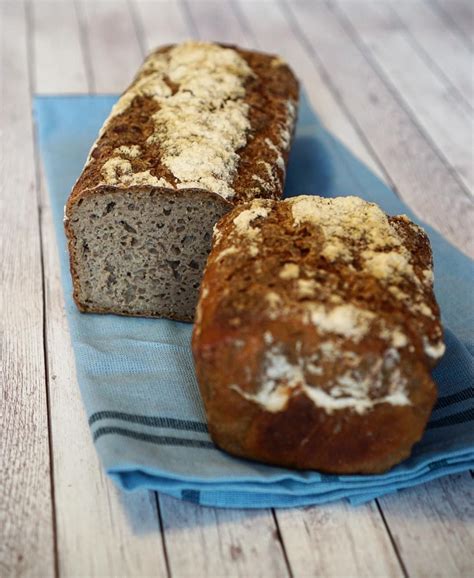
[96,42,254,199]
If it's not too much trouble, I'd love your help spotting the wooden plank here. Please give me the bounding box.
[159,495,291,578]
[81,0,143,93]
[30,1,170,575]
[0,2,55,577]
[434,0,474,44]
[184,0,252,46]
[30,0,89,94]
[133,0,190,50]
[336,0,473,194]
[378,473,474,577]
[276,500,403,578]
[287,0,474,257]
[393,0,473,111]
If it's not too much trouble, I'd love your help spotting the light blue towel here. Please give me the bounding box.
[34,93,474,508]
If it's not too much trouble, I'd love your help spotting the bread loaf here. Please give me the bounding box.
[64,42,298,321]
[192,196,445,474]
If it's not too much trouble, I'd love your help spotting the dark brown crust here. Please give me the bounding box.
[65,43,299,319]
[192,198,444,474]
[67,44,299,207]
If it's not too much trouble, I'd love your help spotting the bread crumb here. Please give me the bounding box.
[308,304,375,342]
[297,279,317,297]
[423,338,446,359]
[279,263,299,280]
[114,145,141,159]
[216,246,239,261]
[233,205,270,239]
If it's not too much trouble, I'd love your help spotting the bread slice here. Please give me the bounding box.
[192,196,445,474]
[65,41,299,321]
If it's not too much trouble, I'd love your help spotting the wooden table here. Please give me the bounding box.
[1,1,473,576]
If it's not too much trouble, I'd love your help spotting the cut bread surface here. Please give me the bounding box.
[65,42,299,321]
[66,187,229,321]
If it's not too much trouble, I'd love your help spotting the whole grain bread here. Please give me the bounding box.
[192,195,445,474]
[65,41,299,321]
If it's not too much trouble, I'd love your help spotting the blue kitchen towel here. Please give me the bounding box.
[34,93,474,508]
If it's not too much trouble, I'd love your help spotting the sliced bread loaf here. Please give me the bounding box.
[65,41,299,321]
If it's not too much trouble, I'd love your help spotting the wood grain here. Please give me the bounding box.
[184,0,252,46]
[134,0,190,49]
[159,495,291,578]
[393,0,474,111]
[30,0,89,94]
[288,0,474,257]
[337,0,473,194]
[379,473,474,578]
[0,2,54,577]
[233,0,386,180]
[81,0,143,93]
[434,0,474,44]
[276,500,403,578]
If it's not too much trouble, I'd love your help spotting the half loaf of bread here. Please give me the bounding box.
[64,41,299,321]
[192,196,445,474]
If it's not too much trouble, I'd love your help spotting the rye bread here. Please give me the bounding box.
[192,196,445,474]
[64,41,299,321]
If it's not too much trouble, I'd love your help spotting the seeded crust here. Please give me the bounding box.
[192,196,445,474]
[65,42,299,321]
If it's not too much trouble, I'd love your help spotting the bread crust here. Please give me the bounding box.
[65,42,299,319]
[192,196,445,473]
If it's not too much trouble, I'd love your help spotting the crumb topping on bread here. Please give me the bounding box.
[98,42,253,198]
[75,42,298,203]
[202,195,445,414]
[231,343,410,414]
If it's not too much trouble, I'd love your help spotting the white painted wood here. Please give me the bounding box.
[134,0,191,50]
[38,165,169,578]
[0,2,55,577]
[184,0,252,46]
[379,473,474,577]
[30,0,89,94]
[159,495,290,578]
[434,0,474,44]
[81,0,143,93]
[288,0,474,257]
[337,0,473,194]
[276,500,403,578]
[393,0,473,111]
[234,0,387,181]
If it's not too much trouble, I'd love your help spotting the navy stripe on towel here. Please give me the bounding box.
[181,490,201,504]
[93,426,215,448]
[427,407,474,430]
[89,411,208,432]
[433,387,474,411]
